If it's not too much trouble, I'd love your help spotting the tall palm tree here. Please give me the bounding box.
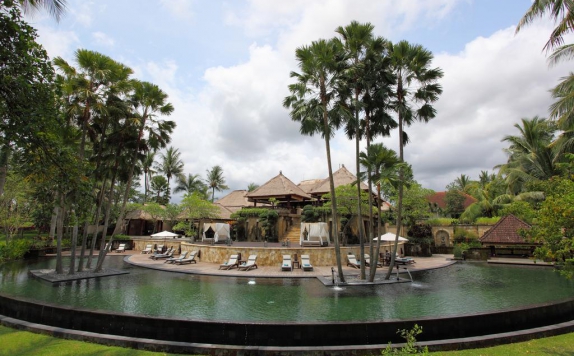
[175,173,207,197]
[113,80,175,235]
[359,143,403,281]
[335,21,380,280]
[205,165,229,202]
[157,146,184,190]
[384,40,443,280]
[247,182,259,192]
[283,38,349,282]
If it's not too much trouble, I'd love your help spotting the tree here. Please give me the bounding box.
[150,175,169,204]
[162,203,182,231]
[174,173,207,197]
[385,40,443,279]
[205,165,229,202]
[157,146,184,190]
[179,192,220,239]
[444,188,466,218]
[141,202,164,234]
[13,0,66,21]
[359,143,403,281]
[283,38,348,282]
[247,182,259,192]
[389,183,434,228]
[141,151,156,202]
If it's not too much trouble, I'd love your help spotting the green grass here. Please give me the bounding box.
[1,324,573,355]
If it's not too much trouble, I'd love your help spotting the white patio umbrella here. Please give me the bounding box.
[151,230,180,238]
[373,232,408,242]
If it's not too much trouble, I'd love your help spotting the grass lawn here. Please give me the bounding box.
[1,324,573,355]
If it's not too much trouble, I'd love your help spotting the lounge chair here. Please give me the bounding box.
[395,256,415,265]
[164,251,188,264]
[364,254,382,268]
[281,255,292,271]
[301,254,313,271]
[238,255,258,271]
[141,244,153,254]
[175,251,198,265]
[155,244,164,254]
[347,254,360,269]
[219,254,238,270]
[115,243,126,253]
[150,247,174,260]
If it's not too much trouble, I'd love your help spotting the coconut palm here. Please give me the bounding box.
[141,151,156,202]
[156,146,184,190]
[175,173,207,197]
[247,182,259,192]
[517,0,574,62]
[205,165,229,202]
[384,40,443,279]
[283,38,349,282]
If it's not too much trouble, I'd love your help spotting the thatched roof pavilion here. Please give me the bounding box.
[246,171,312,207]
[215,190,269,213]
[307,165,370,199]
[479,214,532,246]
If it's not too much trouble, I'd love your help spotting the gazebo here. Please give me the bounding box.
[479,214,534,257]
[246,171,312,211]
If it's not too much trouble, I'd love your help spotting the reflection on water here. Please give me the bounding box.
[1,257,573,322]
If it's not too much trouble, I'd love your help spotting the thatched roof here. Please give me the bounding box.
[246,171,311,202]
[479,214,532,245]
[215,190,269,213]
[214,203,233,220]
[125,204,166,220]
[309,165,369,196]
[298,179,323,194]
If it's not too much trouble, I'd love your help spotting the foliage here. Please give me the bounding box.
[426,218,457,226]
[140,202,164,234]
[407,223,433,244]
[0,238,32,262]
[301,205,320,222]
[381,324,429,355]
[453,244,463,258]
[389,183,434,227]
[150,175,170,204]
[258,209,279,240]
[113,234,131,241]
[475,216,502,225]
[444,189,466,218]
[231,208,273,220]
[453,229,479,244]
[528,177,574,278]
[499,201,536,224]
[179,192,219,221]
[0,171,33,240]
[322,184,374,217]
[205,165,229,202]
[162,203,183,225]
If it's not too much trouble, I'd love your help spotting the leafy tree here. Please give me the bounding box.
[12,0,67,21]
[141,202,164,234]
[141,151,156,202]
[500,200,537,224]
[162,203,182,231]
[205,165,229,202]
[528,177,574,277]
[283,37,348,282]
[179,192,220,239]
[444,187,466,218]
[247,182,259,192]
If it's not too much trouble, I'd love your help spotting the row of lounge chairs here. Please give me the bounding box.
[219,254,258,271]
[148,247,199,265]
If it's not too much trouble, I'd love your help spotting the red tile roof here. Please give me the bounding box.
[479,214,532,245]
[427,191,476,209]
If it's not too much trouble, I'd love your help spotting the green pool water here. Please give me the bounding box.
[0,256,573,322]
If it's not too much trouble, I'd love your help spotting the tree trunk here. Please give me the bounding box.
[55,193,64,274]
[87,179,107,269]
[94,174,118,272]
[49,205,58,239]
[77,220,90,272]
[67,208,78,275]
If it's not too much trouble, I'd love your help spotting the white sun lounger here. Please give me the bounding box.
[238,255,258,271]
[301,254,313,271]
[281,255,292,271]
[219,254,238,270]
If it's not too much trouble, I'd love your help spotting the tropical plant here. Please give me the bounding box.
[283,37,348,282]
[156,146,184,190]
[150,175,169,204]
[247,182,259,192]
[141,151,156,202]
[384,40,443,279]
[11,0,66,21]
[205,165,229,202]
[174,173,207,197]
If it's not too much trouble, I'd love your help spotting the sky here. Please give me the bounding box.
[25,0,571,202]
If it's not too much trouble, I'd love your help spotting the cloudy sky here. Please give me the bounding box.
[26,0,569,201]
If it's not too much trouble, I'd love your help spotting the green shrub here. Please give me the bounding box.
[0,239,32,262]
[453,244,463,258]
[427,218,457,226]
[476,216,501,225]
[381,324,429,355]
[113,234,131,241]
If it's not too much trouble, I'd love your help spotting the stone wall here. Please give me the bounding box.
[387,224,494,247]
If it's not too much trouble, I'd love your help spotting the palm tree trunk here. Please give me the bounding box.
[55,192,64,274]
[95,171,119,272]
[87,178,107,269]
[67,208,79,275]
[355,123,366,280]
[76,220,90,272]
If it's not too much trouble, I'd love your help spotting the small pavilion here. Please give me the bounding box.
[246,171,312,212]
[479,214,535,257]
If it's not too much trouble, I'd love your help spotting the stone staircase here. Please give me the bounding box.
[282,225,301,245]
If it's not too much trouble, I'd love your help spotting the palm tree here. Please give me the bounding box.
[283,38,349,282]
[359,143,403,281]
[150,175,169,204]
[385,40,443,280]
[113,80,175,235]
[175,173,207,196]
[157,146,184,190]
[517,0,574,62]
[335,21,379,280]
[205,165,229,202]
[247,183,259,192]
[15,0,66,21]
[497,116,558,193]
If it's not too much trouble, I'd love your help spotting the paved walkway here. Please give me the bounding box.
[126,253,456,279]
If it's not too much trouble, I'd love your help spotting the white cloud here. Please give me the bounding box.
[160,0,195,20]
[92,31,115,47]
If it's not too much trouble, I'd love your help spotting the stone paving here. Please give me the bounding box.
[126,252,457,279]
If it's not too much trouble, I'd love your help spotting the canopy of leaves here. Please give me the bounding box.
[179,192,219,220]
